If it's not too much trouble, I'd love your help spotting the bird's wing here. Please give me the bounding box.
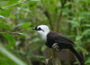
[47,31,74,46]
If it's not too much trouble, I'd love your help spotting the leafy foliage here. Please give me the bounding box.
[0,0,90,65]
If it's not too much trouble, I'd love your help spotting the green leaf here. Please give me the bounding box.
[41,45,47,52]
[85,57,90,64]
[75,35,82,41]
[81,24,90,27]
[2,33,16,48]
[22,22,32,29]
[82,29,90,36]
[0,22,11,31]
[67,20,80,28]
[29,0,39,7]
[64,2,72,7]
[0,7,13,16]
[7,0,18,6]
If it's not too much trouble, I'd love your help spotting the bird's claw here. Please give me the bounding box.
[52,43,58,49]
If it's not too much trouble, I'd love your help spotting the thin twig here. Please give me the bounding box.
[44,10,54,30]
[56,0,67,32]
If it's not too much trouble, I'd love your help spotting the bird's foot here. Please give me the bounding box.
[52,43,58,49]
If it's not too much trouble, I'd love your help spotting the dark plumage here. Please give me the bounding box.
[46,31,84,65]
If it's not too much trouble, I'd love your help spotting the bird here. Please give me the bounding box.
[33,25,84,65]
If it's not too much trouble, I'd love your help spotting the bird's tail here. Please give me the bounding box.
[69,47,84,65]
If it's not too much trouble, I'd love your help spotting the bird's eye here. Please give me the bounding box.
[37,28,42,30]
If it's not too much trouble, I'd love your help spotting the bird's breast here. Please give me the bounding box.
[46,38,55,48]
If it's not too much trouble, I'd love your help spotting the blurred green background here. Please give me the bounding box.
[0,0,90,65]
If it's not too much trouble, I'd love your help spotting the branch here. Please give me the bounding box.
[44,10,54,30]
[56,0,67,32]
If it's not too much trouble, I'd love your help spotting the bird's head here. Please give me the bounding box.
[33,25,50,40]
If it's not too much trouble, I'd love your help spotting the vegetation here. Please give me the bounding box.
[0,0,90,65]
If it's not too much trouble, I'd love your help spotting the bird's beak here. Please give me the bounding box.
[32,27,35,30]
[31,26,37,30]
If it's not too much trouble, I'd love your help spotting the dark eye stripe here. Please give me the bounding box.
[37,28,42,30]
